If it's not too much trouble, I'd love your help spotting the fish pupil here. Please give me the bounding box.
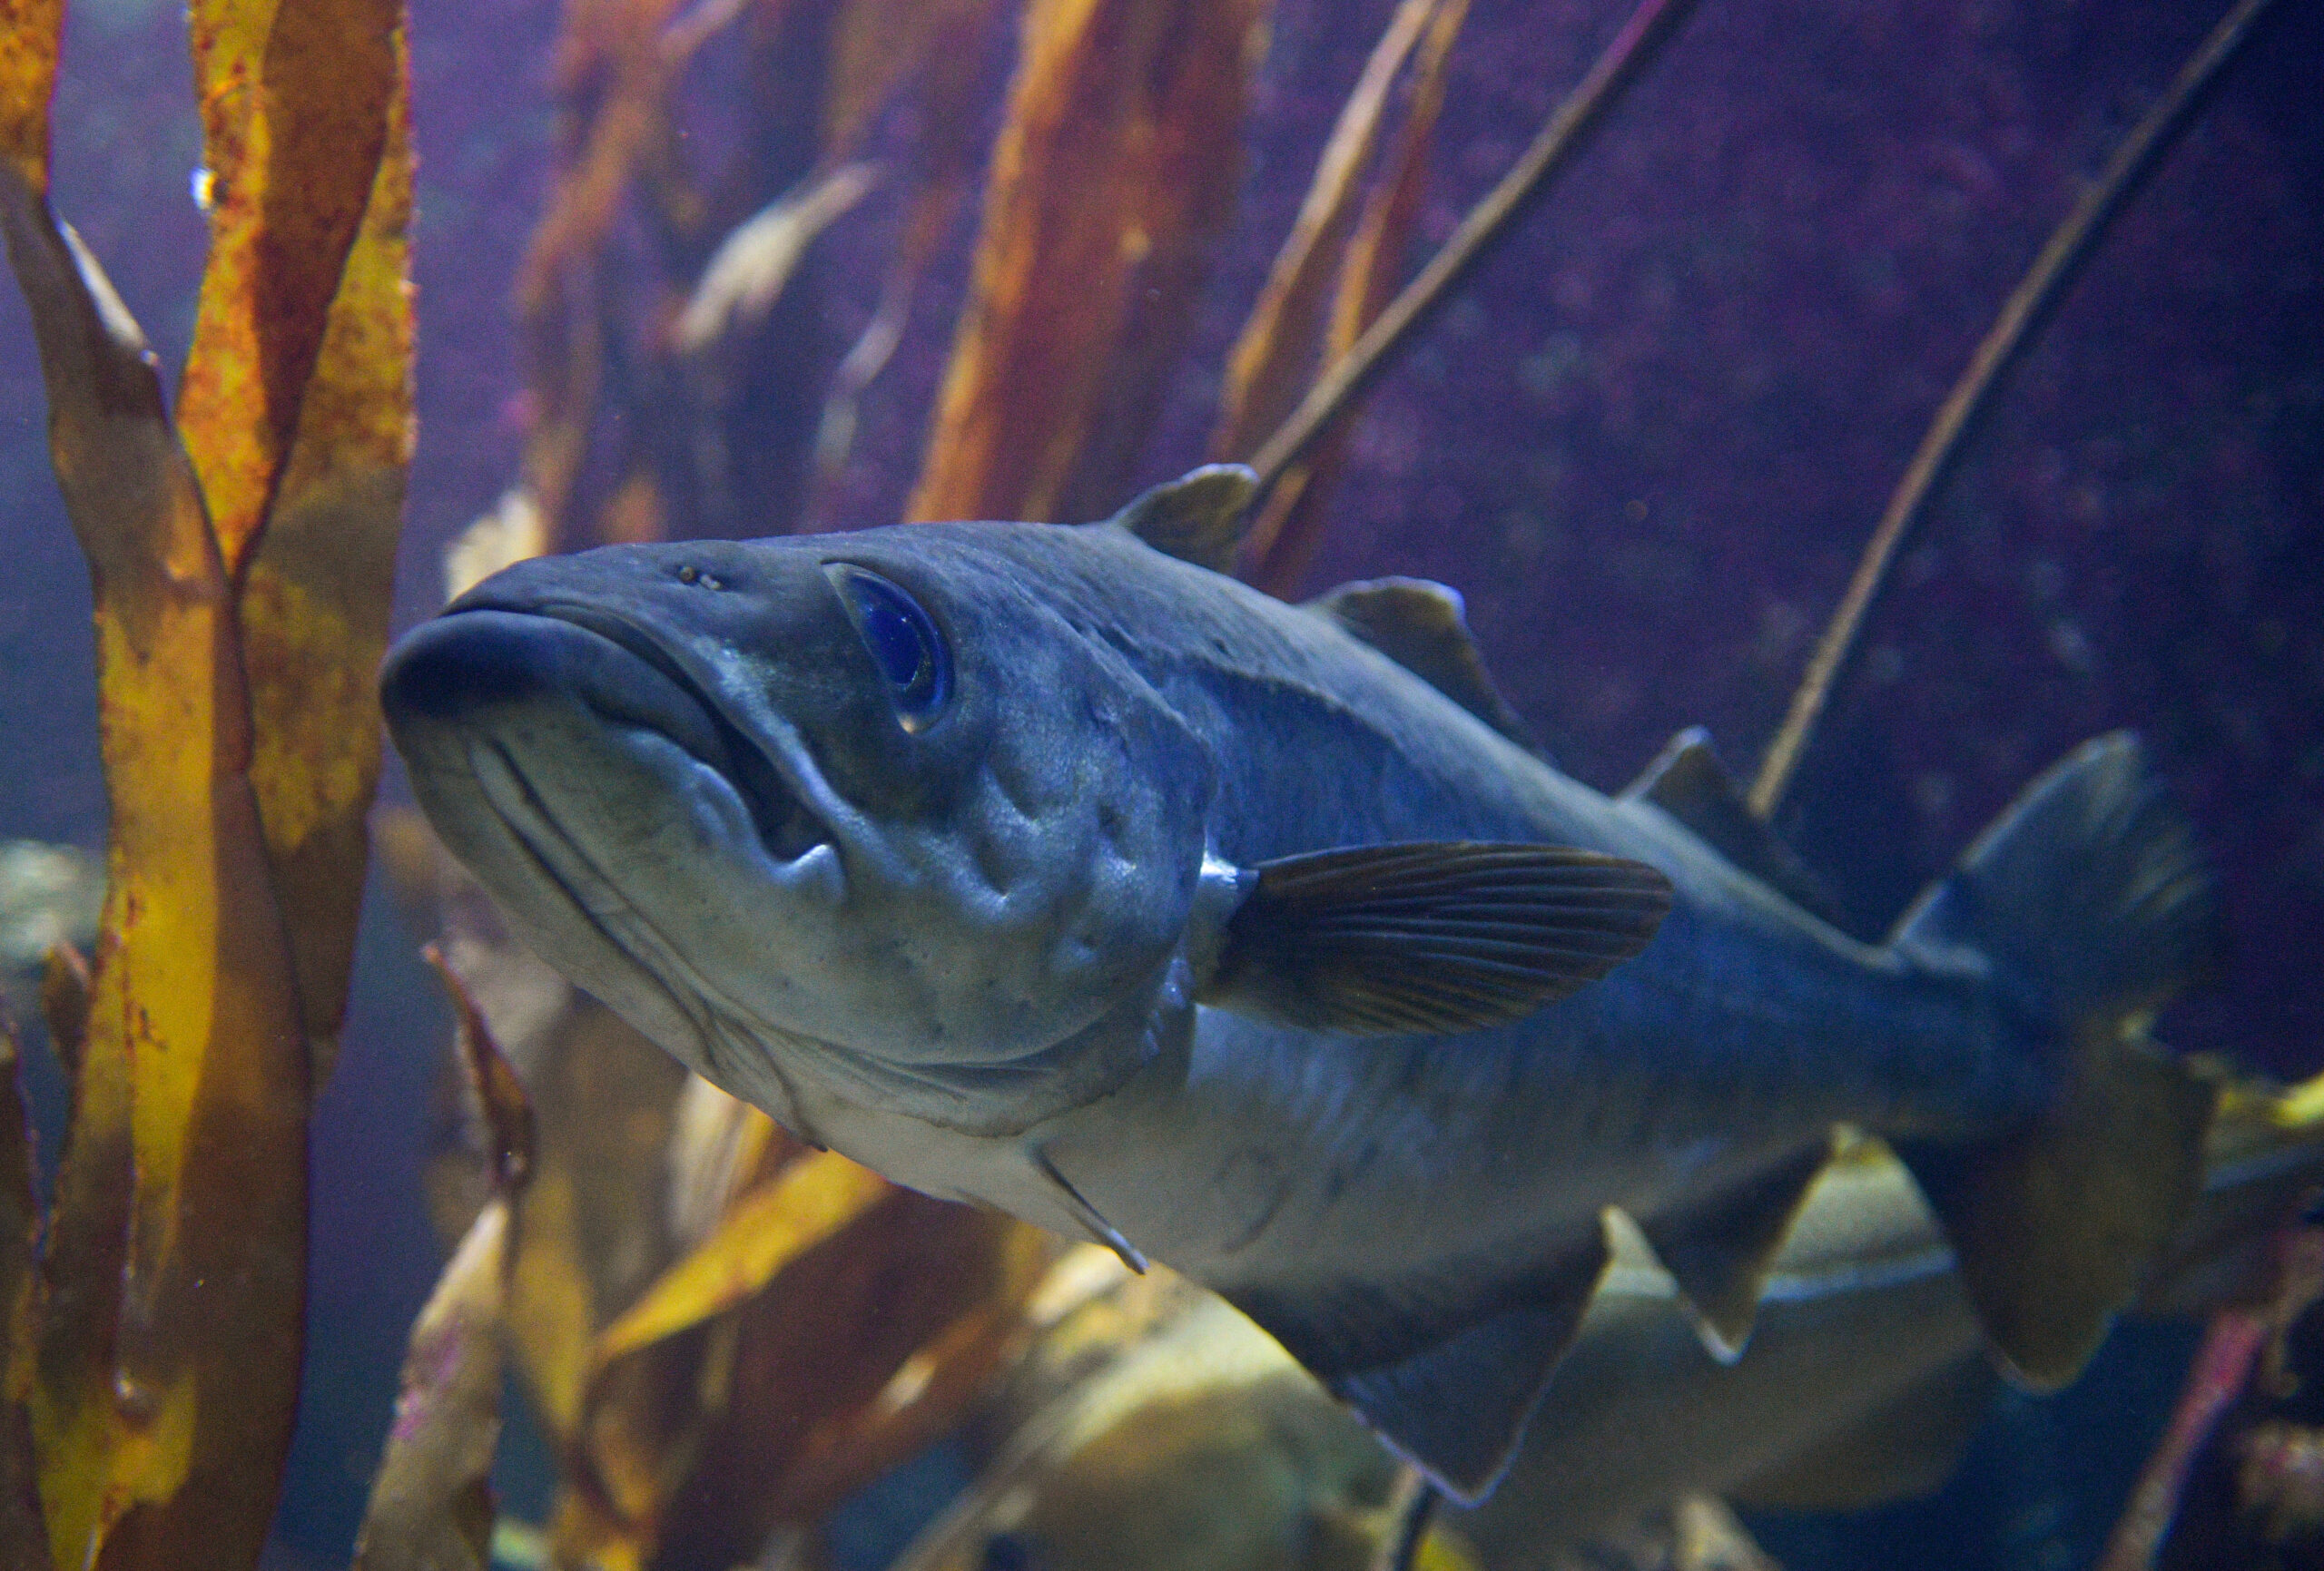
[829,565,951,729]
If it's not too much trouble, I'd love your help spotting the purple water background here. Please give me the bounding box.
[0,0,2318,1559]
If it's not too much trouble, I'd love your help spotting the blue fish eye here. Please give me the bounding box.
[827,565,951,730]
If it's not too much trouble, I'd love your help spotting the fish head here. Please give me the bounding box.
[380,525,1216,1123]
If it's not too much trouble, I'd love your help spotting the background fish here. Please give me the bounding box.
[380,468,2222,1499]
[891,1071,2324,1571]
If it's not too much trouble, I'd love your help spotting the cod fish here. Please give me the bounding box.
[894,1069,2324,1571]
[380,466,2221,1500]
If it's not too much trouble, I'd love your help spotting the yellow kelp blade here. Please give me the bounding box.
[233,15,416,1072]
[756,1216,1055,1521]
[1246,0,1463,594]
[350,1203,512,1571]
[176,0,403,573]
[2139,1064,2324,1319]
[651,1202,1054,1569]
[0,1027,49,1571]
[1208,0,1440,466]
[504,999,689,1448]
[170,0,413,1068]
[593,1151,893,1366]
[352,957,537,1571]
[906,0,1272,525]
[0,0,63,192]
[0,169,309,1571]
[547,1152,889,1566]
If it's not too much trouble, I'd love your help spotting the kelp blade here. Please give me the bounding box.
[350,1201,512,1571]
[0,1028,47,1571]
[0,0,62,191]
[185,0,415,1065]
[907,0,1271,525]
[353,957,536,1571]
[0,168,310,1571]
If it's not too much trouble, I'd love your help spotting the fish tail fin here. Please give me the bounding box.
[1889,731,2223,1389]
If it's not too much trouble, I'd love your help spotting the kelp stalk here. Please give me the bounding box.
[1243,0,1702,503]
[1746,0,2286,820]
[1370,1468,1440,1571]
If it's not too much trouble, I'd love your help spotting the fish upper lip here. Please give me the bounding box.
[448,598,831,864]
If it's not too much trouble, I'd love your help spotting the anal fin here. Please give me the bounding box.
[1223,1230,1611,1505]
[1634,1137,1834,1360]
[1896,1028,2214,1389]
[1728,1359,2001,1511]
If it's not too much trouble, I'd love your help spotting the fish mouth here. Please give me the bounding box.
[382,604,852,1088]
[416,600,830,866]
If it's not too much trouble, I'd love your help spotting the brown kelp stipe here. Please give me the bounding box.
[1368,1467,1440,1571]
[905,0,1273,525]
[0,0,413,1564]
[1209,0,1467,596]
[1746,0,2288,822]
[1241,0,1705,513]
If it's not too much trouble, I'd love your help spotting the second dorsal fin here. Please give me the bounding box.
[1307,578,1542,752]
[1105,465,1257,574]
[1621,728,1841,922]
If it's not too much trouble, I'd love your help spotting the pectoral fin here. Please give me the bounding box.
[1031,1144,1149,1273]
[1221,1228,1612,1504]
[1199,841,1673,1036]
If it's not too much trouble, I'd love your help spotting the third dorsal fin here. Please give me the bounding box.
[1106,465,1257,574]
[1621,728,1841,923]
[1306,578,1542,752]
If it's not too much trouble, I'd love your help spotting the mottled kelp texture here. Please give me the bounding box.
[349,954,533,1571]
[0,0,413,1564]
[906,0,1271,524]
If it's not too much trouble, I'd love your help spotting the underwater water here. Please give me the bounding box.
[1,0,2319,1566]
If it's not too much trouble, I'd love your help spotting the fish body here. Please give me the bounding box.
[380,473,2218,1498]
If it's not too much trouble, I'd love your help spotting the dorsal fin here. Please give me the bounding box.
[1105,465,1257,574]
[1306,578,1541,751]
[1620,728,1841,922]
